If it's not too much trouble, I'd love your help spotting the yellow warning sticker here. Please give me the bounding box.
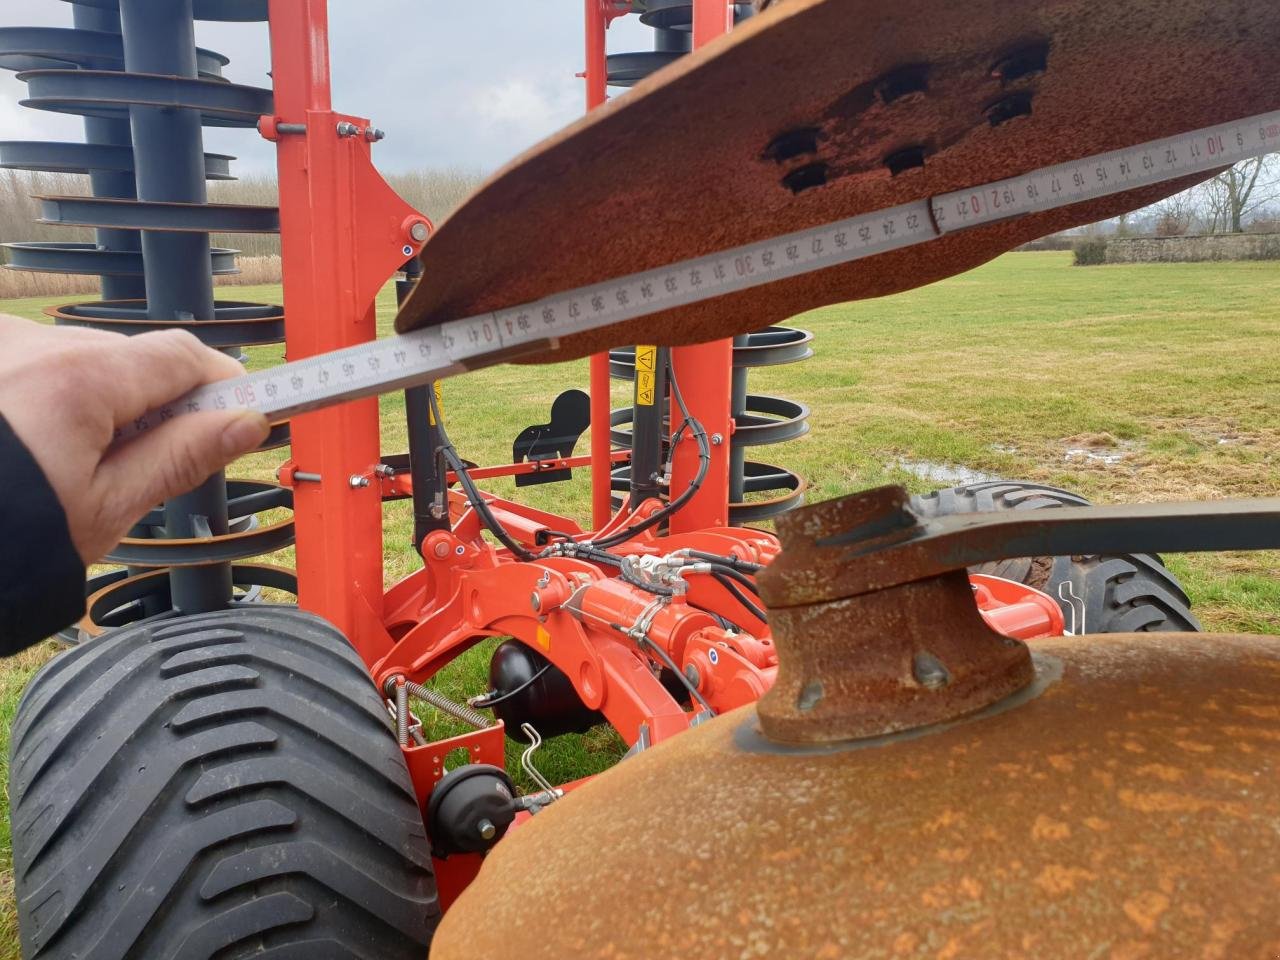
[536,625,552,651]
[635,345,657,406]
[427,382,444,425]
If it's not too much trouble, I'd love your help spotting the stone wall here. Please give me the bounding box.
[1105,233,1280,264]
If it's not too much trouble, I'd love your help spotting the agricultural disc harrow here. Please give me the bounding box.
[3,0,1279,957]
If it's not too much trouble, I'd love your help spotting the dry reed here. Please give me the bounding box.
[1,166,481,301]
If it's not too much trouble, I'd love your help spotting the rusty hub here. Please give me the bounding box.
[756,487,1034,743]
[755,485,1280,744]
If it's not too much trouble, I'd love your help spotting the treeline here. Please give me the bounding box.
[0,167,482,300]
[205,168,482,257]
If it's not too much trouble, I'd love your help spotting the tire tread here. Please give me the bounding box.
[9,606,438,960]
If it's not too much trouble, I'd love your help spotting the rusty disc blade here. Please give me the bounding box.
[397,0,1280,360]
[433,632,1280,959]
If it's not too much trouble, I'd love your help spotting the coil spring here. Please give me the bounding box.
[605,1,811,523]
[0,0,295,641]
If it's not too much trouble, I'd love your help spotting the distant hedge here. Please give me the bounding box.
[1017,235,1076,251]
[1072,237,1108,266]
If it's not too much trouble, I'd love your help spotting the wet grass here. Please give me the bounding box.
[1,250,1278,950]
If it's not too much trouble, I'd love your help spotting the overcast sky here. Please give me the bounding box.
[0,4,654,176]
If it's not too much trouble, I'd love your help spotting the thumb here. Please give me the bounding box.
[96,409,270,515]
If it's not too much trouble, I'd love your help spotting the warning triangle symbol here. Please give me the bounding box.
[638,387,654,405]
[636,350,655,372]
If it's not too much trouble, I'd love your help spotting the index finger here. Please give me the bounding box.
[97,330,247,428]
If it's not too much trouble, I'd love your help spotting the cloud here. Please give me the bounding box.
[472,78,574,137]
[0,74,83,142]
[2,5,660,177]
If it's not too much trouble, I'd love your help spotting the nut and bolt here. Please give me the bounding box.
[477,819,497,841]
[336,121,362,137]
[796,680,824,711]
[365,127,386,142]
[912,651,952,690]
[409,221,430,242]
[711,433,724,446]
[349,474,371,488]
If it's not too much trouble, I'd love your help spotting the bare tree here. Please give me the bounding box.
[1150,189,1195,236]
[1198,157,1280,233]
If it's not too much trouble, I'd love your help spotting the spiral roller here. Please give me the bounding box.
[606,1,811,523]
[0,0,295,641]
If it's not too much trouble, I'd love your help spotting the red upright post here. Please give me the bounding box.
[584,0,615,529]
[266,0,426,661]
[692,0,734,42]
[669,0,734,533]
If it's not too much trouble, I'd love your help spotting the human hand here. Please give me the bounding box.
[0,316,269,564]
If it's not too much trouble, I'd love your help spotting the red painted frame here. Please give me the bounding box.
[266,0,431,656]
[263,0,1067,929]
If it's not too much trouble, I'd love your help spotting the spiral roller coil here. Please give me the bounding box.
[605,0,811,523]
[0,0,295,640]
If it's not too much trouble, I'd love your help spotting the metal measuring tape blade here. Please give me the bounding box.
[114,109,1280,447]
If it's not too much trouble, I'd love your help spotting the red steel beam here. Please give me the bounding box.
[266,0,427,662]
[670,0,735,532]
[584,0,614,529]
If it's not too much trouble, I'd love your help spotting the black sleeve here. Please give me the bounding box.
[0,415,85,654]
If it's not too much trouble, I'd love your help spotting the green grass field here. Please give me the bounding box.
[1,250,1278,951]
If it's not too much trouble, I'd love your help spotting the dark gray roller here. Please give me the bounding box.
[39,196,279,232]
[17,68,272,126]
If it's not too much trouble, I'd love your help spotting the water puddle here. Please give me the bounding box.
[1064,448,1128,465]
[1061,433,1139,467]
[891,458,1001,487]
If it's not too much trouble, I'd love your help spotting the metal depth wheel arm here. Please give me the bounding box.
[755,486,1280,745]
[762,488,1280,609]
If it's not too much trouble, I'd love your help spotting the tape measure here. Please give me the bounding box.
[116,109,1280,445]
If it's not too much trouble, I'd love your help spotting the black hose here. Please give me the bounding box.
[632,632,714,716]
[618,561,675,596]
[711,571,769,623]
[594,358,711,549]
[684,548,764,574]
[705,563,761,596]
[427,389,539,561]
[470,661,554,709]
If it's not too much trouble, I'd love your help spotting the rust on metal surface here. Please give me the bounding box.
[397,0,1280,355]
[752,485,1280,743]
[756,486,1034,743]
[759,571,1033,743]
[432,632,1280,960]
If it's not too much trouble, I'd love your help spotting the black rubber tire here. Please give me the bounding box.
[913,480,1201,634]
[9,606,438,959]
